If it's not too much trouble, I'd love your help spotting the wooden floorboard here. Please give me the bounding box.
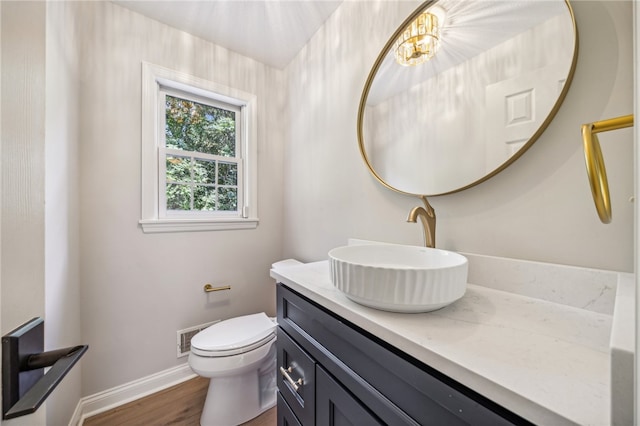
[83,377,276,426]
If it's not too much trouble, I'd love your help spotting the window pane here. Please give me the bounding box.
[218,162,237,186]
[194,159,216,184]
[194,185,216,211]
[166,155,191,183]
[166,183,192,210]
[218,188,238,211]
[165,95,236,157]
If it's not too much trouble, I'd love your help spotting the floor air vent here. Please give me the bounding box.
[176,321,218,358]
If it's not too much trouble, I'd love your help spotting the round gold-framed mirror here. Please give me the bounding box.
[357,0,578,196]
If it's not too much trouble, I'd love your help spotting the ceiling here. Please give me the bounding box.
[113,0,343,69]
[112,0,568,76]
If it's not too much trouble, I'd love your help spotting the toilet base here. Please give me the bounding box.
[199,357,277,426]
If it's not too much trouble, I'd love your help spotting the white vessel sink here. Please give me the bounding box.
[328,244,468,313]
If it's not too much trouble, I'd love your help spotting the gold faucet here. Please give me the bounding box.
[407,196,436,248]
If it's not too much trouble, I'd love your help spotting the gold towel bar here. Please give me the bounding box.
[203,284,231,293]
[582,114,634,224]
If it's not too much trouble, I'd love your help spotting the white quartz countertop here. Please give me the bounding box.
[271,260,614,426]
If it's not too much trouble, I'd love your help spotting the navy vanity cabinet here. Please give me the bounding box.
[277,328,315,425]
[277,328,381,426]
[276,283,533,426]
[278,391,302,426]
[315,365,384,425]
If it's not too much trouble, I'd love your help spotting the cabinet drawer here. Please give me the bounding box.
[277,391,302,426]
[277,327,315,426]
[277,283,530,426]
[316,366,383,426]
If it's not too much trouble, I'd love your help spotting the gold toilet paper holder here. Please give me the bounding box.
[204,284,231,293]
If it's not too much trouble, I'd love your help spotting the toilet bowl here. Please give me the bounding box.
[188,312,277,426]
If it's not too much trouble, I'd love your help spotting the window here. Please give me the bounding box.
[140,63,258,233]
[161,90,241,216]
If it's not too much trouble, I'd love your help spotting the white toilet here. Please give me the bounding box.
[188,312,277,425]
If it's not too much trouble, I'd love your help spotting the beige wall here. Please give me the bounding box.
[1,1,48,425]
[283,1,634,273]
[1,2,83,424]
[1,1,46,332]
[75,1,286,396]
[44,2,83,424]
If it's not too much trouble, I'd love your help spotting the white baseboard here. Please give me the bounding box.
[69,363,197,426]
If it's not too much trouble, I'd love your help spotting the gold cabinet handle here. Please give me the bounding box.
[203,284,231,293]
[279,366,303,392]
[581,114,633,224]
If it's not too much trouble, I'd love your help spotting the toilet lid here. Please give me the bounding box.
[190,313,276,354]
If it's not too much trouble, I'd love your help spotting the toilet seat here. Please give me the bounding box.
[191,313,276,357]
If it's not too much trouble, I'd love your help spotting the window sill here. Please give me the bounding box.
[139,218,258,233]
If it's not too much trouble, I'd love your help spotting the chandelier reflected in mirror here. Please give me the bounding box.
[394,6,445,66]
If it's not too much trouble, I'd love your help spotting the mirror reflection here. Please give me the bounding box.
[359,0,577,195]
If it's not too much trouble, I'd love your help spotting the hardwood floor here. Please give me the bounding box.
[83,377,276,426]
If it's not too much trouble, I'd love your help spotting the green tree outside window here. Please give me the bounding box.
[164,95,238,212]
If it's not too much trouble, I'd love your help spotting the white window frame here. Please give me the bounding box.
[140,62,258,233]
